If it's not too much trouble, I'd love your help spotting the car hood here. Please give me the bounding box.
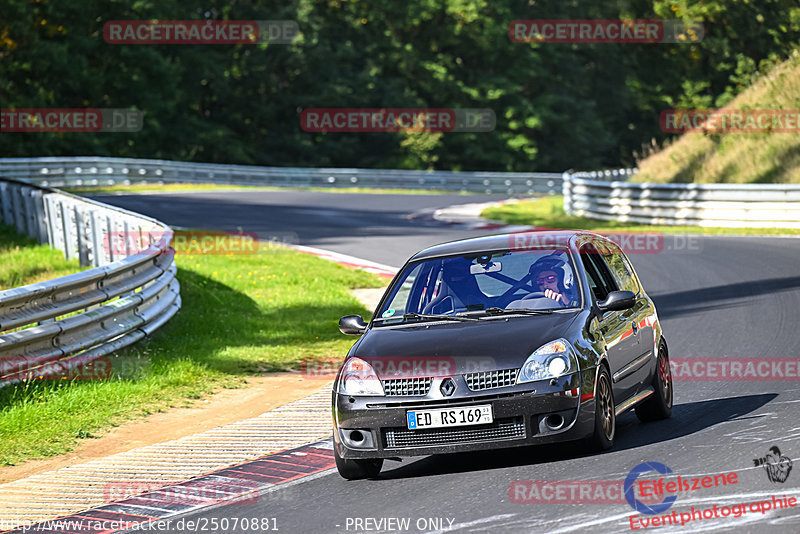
[351,312,581,374]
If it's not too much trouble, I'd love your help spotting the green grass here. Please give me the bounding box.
[482,196,800,235]
[63,182,473,196]
[0,224,81,290]
[0,241,386,466]
[635,52,800,184]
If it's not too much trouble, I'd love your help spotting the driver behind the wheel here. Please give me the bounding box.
[529,258,578,307]
[535,268,569,305]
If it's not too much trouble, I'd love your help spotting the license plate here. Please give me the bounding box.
[407,404,493,430]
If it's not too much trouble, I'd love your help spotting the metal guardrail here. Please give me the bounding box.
[569,168,639,181]
[0,156,564,196]
[0,156,562,387]
[0,178,181,387]
[563,171,800,228]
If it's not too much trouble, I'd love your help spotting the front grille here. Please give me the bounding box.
[382,377,432,396]
[366,391,518,409]
[383,417,525,448]
[464,368,519,391]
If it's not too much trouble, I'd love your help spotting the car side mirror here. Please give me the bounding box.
[597,290,636,312]
[339,315,368,335]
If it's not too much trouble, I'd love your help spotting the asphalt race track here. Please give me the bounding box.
[97,190,509,267]
[98,191,800,533]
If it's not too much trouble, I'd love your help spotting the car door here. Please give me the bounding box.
[599,241,656,391]
[579,243,641,402]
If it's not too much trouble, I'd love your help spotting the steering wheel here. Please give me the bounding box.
[513,290,566,309]
[521,291,546,300]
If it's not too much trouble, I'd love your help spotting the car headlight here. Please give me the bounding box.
[338,357,385,396]
[517,339,578,383]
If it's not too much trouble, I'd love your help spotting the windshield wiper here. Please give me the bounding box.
[387,312,480,323]
[474,307,553,316]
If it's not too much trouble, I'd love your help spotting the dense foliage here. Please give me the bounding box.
[1,0,799,171]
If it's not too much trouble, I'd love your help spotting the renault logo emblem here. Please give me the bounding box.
[440,378,456,396]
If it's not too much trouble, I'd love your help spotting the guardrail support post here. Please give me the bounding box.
[22,187,38,241]
[89,210,104,267]
[106,215,115,263]
[123,221,132,256]
[61,201,76,261]
[12,185,26,235]
[0,182,11,225]
[562,171,573,215]
[30,189,48,244]
[75,206,90,267]
[43,195,56,248]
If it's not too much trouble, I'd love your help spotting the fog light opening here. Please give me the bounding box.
[544,414,565,430]
[349,430,365,443]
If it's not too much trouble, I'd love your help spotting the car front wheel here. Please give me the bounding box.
[589,366,615,451]
[334,443,383,480]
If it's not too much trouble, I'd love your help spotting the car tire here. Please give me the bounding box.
[590,366,615,451]
[635,340,673,422]
[334,444,383,480]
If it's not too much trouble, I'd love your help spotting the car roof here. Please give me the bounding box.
[409,230,603,261]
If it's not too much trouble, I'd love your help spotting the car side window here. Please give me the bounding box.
[600,242,640,294]
[580,244,617,301]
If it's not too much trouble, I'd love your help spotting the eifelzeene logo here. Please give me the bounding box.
[624,462,677,515]
[754,446,793,483]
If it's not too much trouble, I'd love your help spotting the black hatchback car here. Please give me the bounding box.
[333,231,672,479]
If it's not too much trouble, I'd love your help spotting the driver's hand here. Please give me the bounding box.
[544,289,566,304]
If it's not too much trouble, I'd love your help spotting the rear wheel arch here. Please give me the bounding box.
[636,336,673,422]
[654,336,669,377]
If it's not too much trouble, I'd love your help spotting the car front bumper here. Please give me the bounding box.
[333,370,597,459]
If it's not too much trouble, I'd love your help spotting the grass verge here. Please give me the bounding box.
[63,183,473,196]
[482,196,800,235]
[634,52,800,184]
[0,225,81,290]
[0,239,386,466]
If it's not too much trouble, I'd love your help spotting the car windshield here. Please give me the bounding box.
[375,248,581,324]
